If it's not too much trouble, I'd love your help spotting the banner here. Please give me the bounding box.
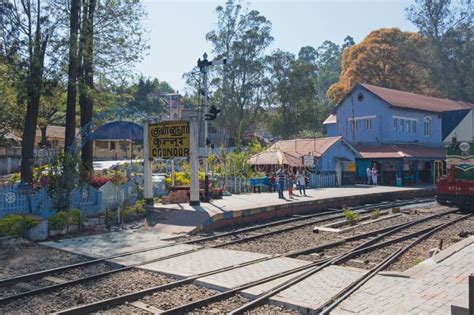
[149,121,190,159]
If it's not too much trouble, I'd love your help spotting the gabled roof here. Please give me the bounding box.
[357,144,445,159]
[322,114,336,125]
[90,121,144,142]
[268,136,358,158]
[360,84,474,113]
[248,150,303,167]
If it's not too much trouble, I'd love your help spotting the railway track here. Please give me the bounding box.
[0,197,433,306]
[34,206,464,315]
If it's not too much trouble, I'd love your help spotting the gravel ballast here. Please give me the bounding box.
[2,269,173,314]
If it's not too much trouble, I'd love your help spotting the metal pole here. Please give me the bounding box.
[143,121,153,206]
[202,53,210,202]
[189,115,200,206]
[171,159,175,187]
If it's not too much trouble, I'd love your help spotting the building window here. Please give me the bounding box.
[394,118,398,130]
[110,142,116,150]
[365,119,372,130]
[406,120,410,132]
[400,119,404,132]
[424,116,431,136]
[412,120,416,133]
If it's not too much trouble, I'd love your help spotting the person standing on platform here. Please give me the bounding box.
[288,174,295,198]
[277,169,286,199]
[366,166,372,185]
[371,166,378,186]
[296,170,306,196]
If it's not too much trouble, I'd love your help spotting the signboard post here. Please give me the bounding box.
[143,121,153,205]
[144,119,199,206]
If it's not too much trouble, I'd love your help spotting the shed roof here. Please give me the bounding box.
[248,150,303,167]
[90,121,144,142]
[269,136,350,158]
[356,144,445,159]
[360,84,474,113]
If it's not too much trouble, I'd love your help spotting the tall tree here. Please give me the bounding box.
[65,0,81,152]
[266,50,320,139]
[407,0,474,101]
[327,28,431,103]
[206,0,273,145]
[79,0,96,172]
[3,0,56,182]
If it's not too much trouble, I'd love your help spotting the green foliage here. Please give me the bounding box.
[0,215,38,237]
[343,208,360,225]
[119,199,146,222]
[68,208,81,226]
[47,152,80,211]
[132,199,146,213]
[48,211,69,231]
[391,207,401,214]
[414,258,422,265]
[371,208,381,220]
[7,173,20,185]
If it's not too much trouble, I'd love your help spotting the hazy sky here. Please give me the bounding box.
[135,0,418,92]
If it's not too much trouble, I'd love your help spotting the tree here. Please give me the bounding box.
[266,50,321,139]
[205,0,273,146]
[3,0,57,182]
[38,79,66,147]
[64,0,81,152]
[327,28,431,103]
[406,0,473,101]
[128,77,174,115]
[0,58,23,144]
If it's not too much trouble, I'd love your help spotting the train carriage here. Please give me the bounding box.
[437,141,474,210]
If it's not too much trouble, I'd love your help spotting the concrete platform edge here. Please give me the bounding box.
[190,188,435,234]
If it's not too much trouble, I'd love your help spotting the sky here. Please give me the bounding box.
[135,0,418,93]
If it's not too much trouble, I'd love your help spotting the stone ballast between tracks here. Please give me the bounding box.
[192,188,435,234]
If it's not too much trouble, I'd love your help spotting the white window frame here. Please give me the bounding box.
[365,119,372,130]
[424,116,431,136]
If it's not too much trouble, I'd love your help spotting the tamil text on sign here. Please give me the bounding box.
[149,121,190,158]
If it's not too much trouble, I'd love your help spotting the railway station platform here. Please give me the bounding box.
[152,185,434,234]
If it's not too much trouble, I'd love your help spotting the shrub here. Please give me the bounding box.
[343,208,360,225]
[0,214,38,237]
[371,208,381,220]
[391,207,401,214]
[120,207,134,221]
[133,199,146,213]
[68,208,81,226]
[7,173,20,185]
[48,211,69,231]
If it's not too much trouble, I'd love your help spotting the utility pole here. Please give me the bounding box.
[197,52,228,202]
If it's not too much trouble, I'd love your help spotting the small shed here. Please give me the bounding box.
[90,121,144,160]
[248,150,303,173]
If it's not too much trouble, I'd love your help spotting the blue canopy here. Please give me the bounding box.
[90,121,144,142]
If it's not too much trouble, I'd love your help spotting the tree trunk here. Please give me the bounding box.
[65,0,81,152]
[79,0,96,174]
[20,0,47,183]
[39,126,48,147]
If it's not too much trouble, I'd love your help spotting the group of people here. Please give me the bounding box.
[366,165,379,185]
[270,170,307,199]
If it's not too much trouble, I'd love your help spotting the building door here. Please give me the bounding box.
[335,160,342,186]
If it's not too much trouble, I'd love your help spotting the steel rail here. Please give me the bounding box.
[318,213,472,314]
[0,197,431,288]
[0,201,446,305]
[228,211,467,314]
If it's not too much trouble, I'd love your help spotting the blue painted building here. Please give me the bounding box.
[269,136,360,185]
[323,84,474,185]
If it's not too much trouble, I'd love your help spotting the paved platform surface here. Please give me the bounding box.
[152,185,424,234]
[334,237,474,315]
[195,257,312,291]
[42,230,176,258]
[139,248,268,279]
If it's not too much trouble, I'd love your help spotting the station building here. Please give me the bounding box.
[323,84,474,186]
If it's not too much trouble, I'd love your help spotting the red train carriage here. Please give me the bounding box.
[437,141,474,211]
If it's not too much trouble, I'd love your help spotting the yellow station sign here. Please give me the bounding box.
[149,121,190,159]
